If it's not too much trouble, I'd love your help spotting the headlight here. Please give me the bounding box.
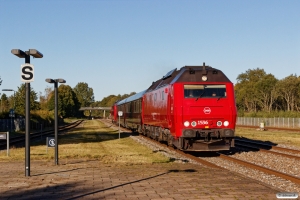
[217,121,222,126]
[191,121,197,127]
[224,121,229,127]
[184,121,190,127]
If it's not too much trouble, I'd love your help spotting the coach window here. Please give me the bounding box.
[162,91,164,100]
[127,103,130,113]
[136,101,138,113]
[135,101,138,113]
[154,93,157,101]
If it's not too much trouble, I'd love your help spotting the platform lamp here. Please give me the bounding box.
[45,78,66,165]
[2,89,16,131]
[11,49,43,177]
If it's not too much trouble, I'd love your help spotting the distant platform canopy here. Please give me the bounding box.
[79,107,111,111]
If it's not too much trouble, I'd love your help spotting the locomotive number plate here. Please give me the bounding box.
[198,120,208,125]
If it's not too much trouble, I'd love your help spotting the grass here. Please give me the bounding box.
[0,120,170,164]
[2,121,299,161]
[235,127,300,148]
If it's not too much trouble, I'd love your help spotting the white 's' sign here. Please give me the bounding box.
[21,64,34,82]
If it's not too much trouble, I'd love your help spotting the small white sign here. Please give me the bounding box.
[47,137,55,147]
[276,192,298,199]
[21,64,34,82]
[118,111,123,116]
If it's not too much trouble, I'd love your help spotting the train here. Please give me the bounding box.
[111,63,237,151]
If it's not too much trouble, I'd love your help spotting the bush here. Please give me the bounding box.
[239,110,300,118]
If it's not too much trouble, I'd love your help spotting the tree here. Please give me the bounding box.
[235,68,267,112]
[296,76,300,111]
[277,74,300,111]
[14,84,40,116]
[48,84,80,117]
[1,93,9,112]
[73,82,95,107]
[255,74,278,112]
[39,86,53,110]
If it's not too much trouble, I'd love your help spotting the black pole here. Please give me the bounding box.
[54,81,58,165]
[25,52,30,177]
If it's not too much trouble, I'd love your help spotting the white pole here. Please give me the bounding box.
[7,131,9,157]
[119,115,120,139]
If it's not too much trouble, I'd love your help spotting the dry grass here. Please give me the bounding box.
[235,127,300,148]
[0,120,170,164]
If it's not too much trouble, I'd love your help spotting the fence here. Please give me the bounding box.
[0,118,25,132]
[0,118,55,132]
[236,117,300,129]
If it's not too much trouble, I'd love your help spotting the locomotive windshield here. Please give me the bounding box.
[184,84,226,98]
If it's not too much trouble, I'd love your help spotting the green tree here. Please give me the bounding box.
[14,84,40,116]
[1,93,9,112]
[48,84,80,117]
[255,74,278,112]
[235,68,267,112]
[39,86,53,110]
[73,82,95,107]
[277,74,299,111]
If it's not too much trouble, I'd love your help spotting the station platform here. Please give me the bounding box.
[0,159,280,199]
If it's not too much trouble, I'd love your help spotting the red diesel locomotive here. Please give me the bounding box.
[111,63,237,151]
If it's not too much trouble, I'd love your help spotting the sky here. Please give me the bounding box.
[1,0,299,101]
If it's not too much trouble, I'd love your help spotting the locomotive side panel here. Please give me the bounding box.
[143,87,168,127]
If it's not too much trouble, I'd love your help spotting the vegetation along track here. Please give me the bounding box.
[0,120,83,150]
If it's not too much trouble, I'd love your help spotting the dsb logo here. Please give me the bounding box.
[21,64,34,82]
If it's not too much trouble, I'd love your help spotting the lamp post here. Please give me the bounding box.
[45,78,66,165]
[11,49,43,177]
[2,89,15,132]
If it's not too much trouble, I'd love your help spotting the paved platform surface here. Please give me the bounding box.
[0,159,280,200]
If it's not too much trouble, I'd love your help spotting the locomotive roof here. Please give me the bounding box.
[146,63,231,92]
[116,90,146,105]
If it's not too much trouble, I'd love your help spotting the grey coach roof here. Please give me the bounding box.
[116,90,146,106]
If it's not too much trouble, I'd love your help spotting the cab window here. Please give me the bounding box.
[184,84,226,98]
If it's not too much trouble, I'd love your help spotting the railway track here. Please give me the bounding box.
[0,120,83,150]
[217,152,300,185]
[139,133,300,185]
[235,137,300,160]
[99,119,300,188]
